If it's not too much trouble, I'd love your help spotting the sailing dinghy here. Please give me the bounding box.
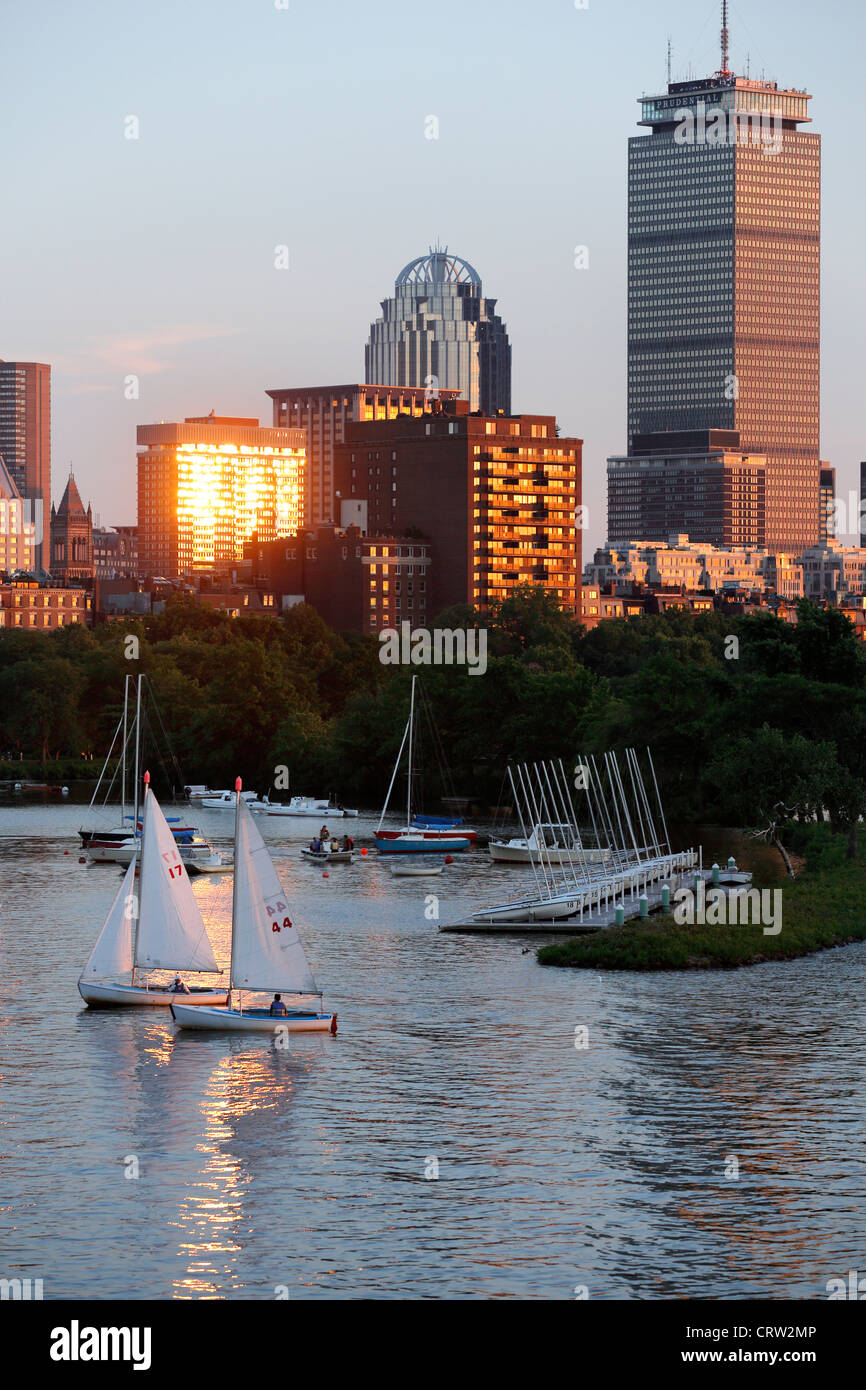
[171,781,337,1035]
[78,774,228,1008]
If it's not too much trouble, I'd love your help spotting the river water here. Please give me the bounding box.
[0,801,863,1300]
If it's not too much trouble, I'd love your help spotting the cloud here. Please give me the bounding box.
[54,324,240,388]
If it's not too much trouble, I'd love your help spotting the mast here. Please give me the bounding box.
[131,769,149,987]
[229,776,242,1011]
[720,0,730,76]
[376,714,411,833]
[132,674,143,834]
[120,674,129,828]
[406,675,416,827]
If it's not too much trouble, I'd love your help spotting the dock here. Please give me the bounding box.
[441,866,748,935]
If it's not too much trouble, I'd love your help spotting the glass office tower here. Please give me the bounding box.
[366,249,511,416]
[622,69,821,552]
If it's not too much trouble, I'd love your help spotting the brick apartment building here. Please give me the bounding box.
[333,399,582,617]
[248,525,432,633]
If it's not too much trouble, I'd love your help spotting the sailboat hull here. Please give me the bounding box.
[78,982,228,1008]
[170,1002,336,1033]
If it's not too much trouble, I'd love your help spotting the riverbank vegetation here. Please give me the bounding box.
[537,825,866,971]
[1,592,865,855]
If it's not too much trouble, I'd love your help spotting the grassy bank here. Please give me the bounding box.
[537,833,866,971]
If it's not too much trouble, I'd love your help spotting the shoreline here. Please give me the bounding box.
[537,840,866,971]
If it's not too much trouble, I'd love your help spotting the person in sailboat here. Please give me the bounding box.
[269,993,288,1017]
[169,975,191,994]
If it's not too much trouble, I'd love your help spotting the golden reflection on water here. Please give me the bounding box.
[167,1041,304,1299]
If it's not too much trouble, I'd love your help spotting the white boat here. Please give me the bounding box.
[78,778,228,1008]
[267,796,357,818]
[472,897,580,924]
[301,848,354,864]
[171,782,336,1036]
[490,823,612,865]
[187,854,234,876]
[94,833,232,874]
[389,862,444,878]
[202,790,269,811]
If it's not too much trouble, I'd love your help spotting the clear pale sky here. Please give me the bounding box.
[2,0,864,552]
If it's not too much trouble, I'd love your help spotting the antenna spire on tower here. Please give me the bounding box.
[721,0,730,76]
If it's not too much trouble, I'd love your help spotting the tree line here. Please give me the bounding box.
[1,589,865,852]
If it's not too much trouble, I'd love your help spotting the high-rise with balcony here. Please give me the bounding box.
[366,249,511,417]
[609,10,821,552]
[0,360,51,570]
[333,399,581,620]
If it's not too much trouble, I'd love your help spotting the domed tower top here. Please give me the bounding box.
[367,245,511,415]
[395,248,482,291]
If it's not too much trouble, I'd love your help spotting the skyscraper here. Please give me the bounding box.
[0,360,51,570]
[366,249,511,416]
[610,8,821,552]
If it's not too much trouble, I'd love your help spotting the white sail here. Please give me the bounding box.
[230,796,318,994]
[135,791,220,973]
[79,858,137,982]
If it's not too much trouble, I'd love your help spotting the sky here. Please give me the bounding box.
[2,0,864,554]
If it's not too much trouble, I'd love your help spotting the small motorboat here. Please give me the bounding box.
[302,848,354,864]
[202,790,269,811]
[389,862,444,877]
[268,796,357,818]
[96,833,231,873]
[186,852,234,876]
[171,782,337,1036]
[489,823,611,865]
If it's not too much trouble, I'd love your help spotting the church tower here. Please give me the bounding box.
[51,473,94,581]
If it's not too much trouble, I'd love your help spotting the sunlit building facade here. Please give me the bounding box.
[0,455,36,574]
[615,65,821,552]
[0,360,51,569]
[137,415,305,579]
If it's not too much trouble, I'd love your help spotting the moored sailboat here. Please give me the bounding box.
[374,676,471,855]
[78,774,228,1007]
[171,781,336,1034]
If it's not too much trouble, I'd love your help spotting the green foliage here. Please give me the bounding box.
[0,589,863,832]
[538,840,866,971]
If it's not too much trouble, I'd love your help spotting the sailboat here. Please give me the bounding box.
[170,780,337,1034]
[78,773,229,1007]
[80,674,201,860]
[374,676,471,855]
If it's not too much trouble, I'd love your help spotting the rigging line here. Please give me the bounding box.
[417,679,459,809]
[144,675,186,792]
[507,764,544,904]
[681,0,721,77]
[728,0,771,81]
